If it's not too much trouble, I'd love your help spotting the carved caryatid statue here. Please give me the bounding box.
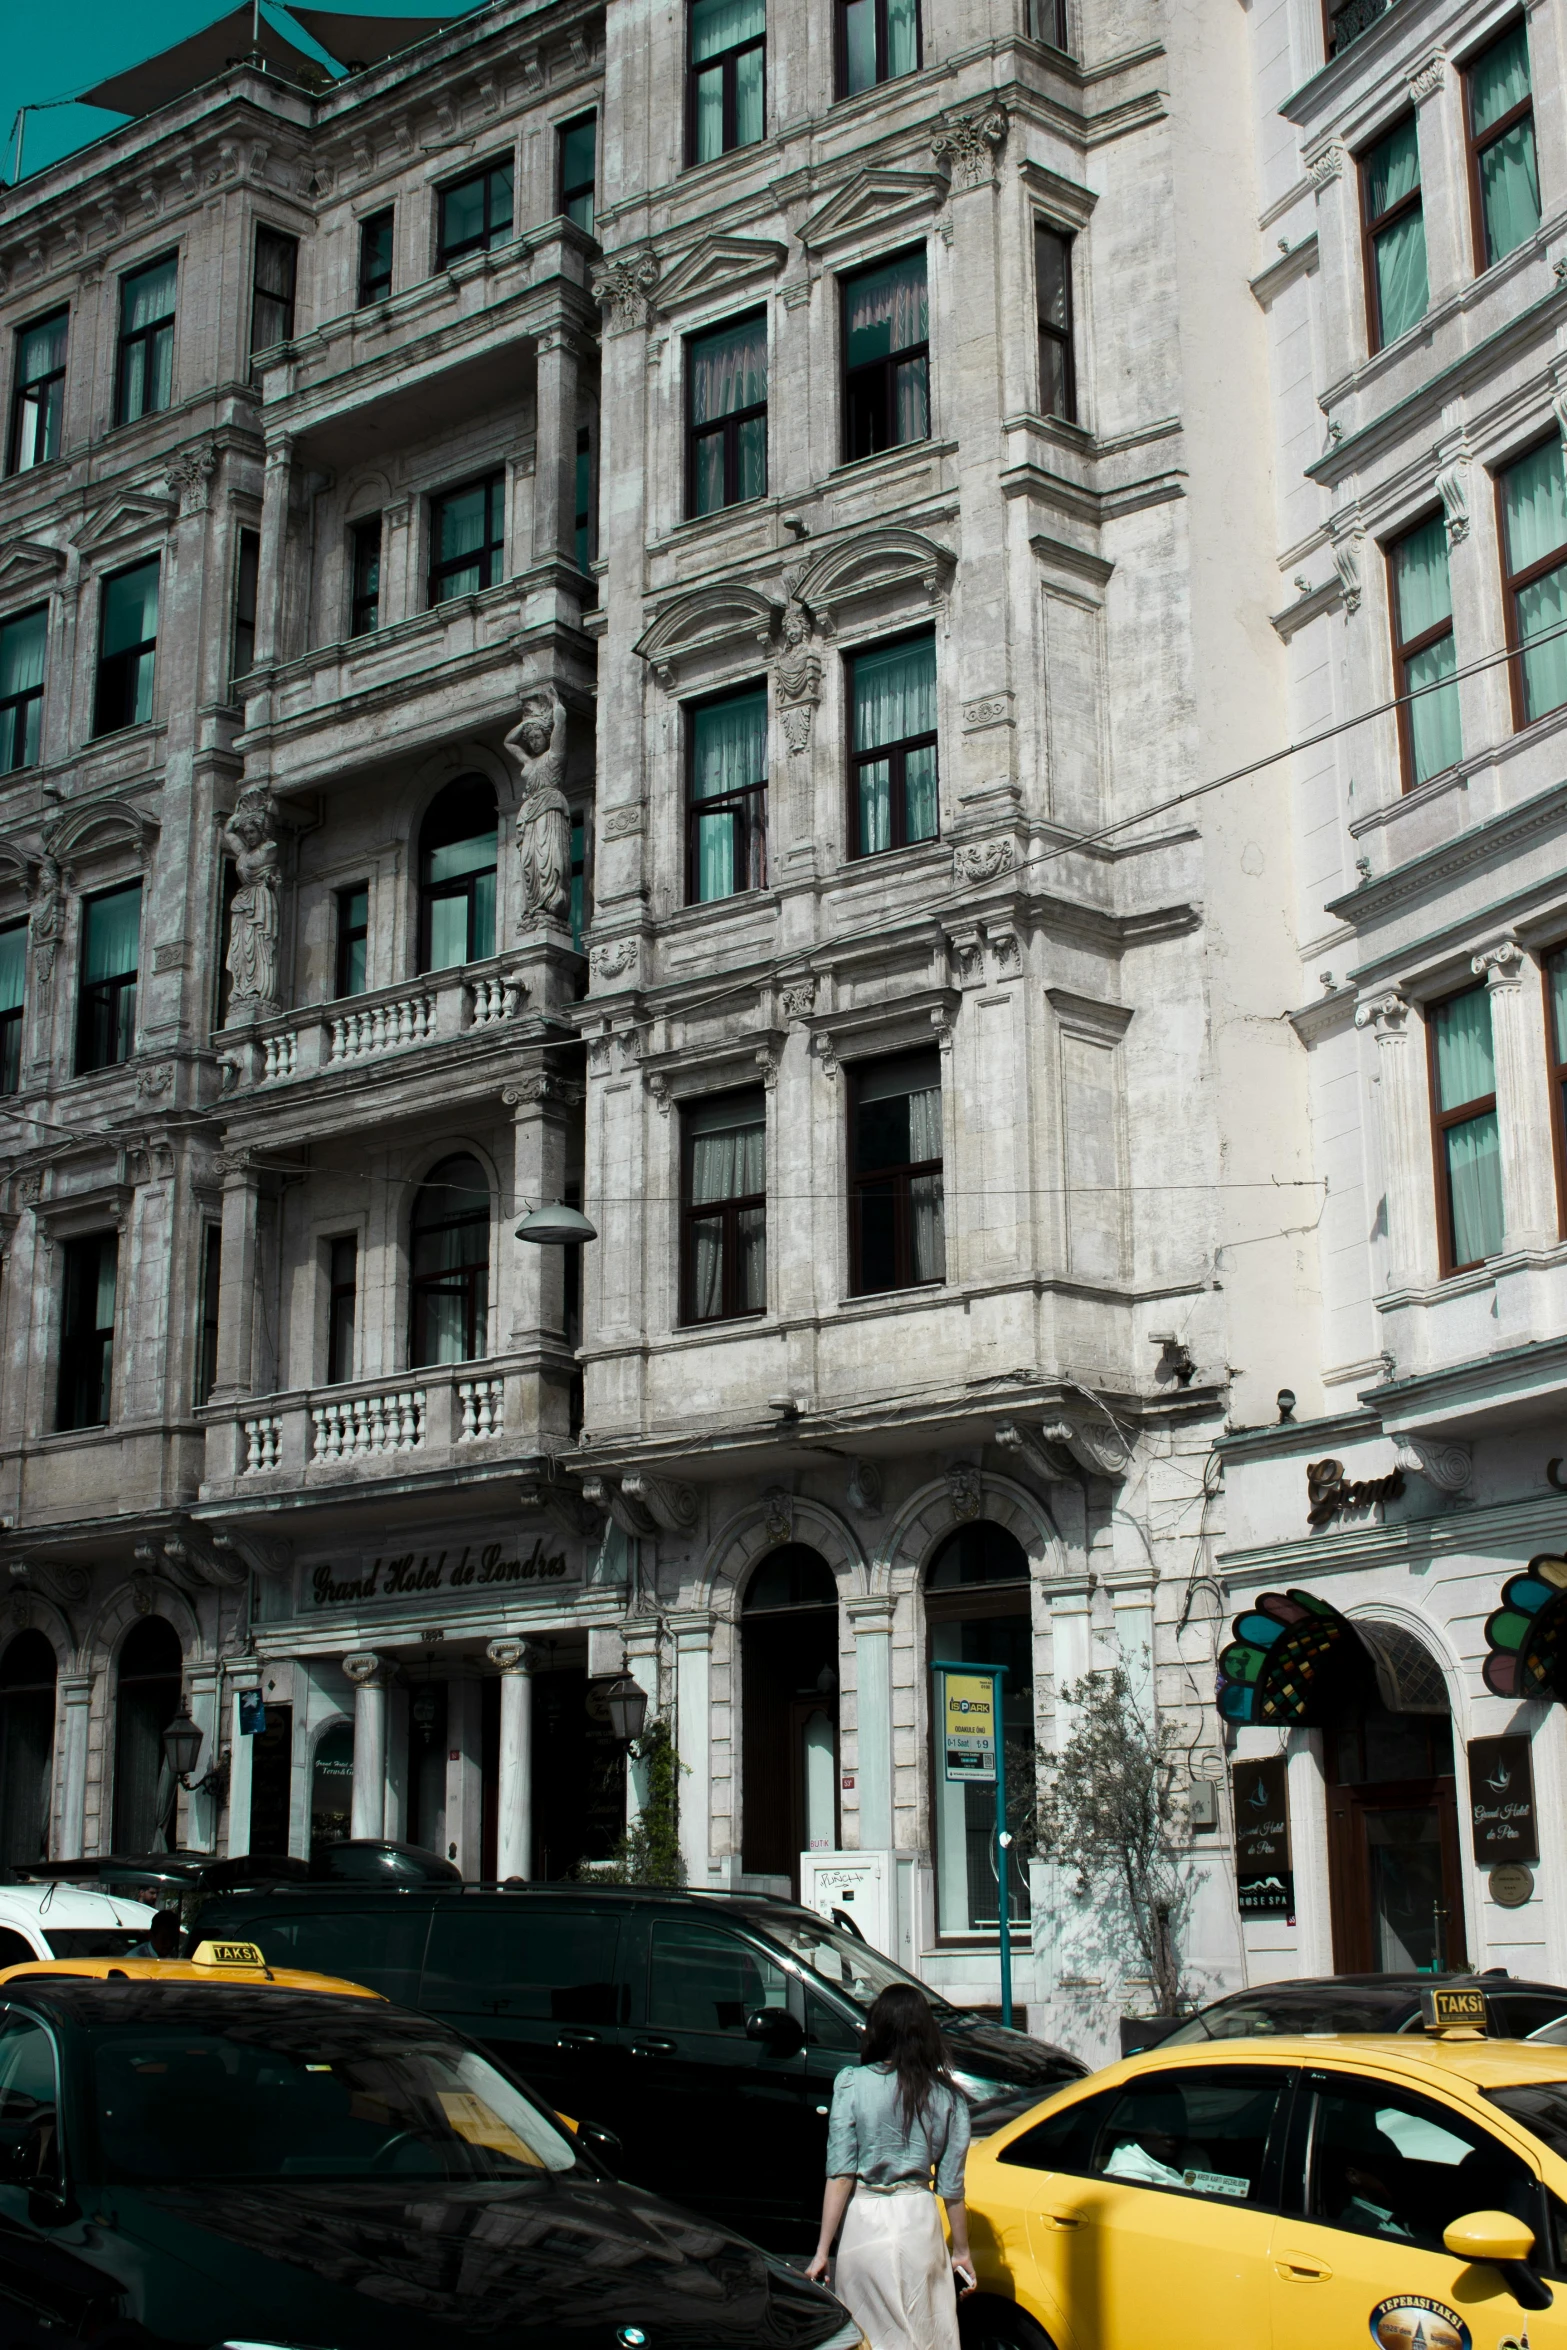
[28,854,64,993]
[775,597,823,754]
[219,785,281,1016]
[506,686,572,923]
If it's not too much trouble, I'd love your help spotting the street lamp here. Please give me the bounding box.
[514,1201,598,1245]
[603,1674,648,1744]
[162,1707,228,1799]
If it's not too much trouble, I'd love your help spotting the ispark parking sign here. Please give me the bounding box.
[942,1672,997,1783]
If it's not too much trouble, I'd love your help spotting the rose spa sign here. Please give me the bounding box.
[306,1537,573,1612]
[1232,1754,1294,1916]
[1466,1734,1538,1866]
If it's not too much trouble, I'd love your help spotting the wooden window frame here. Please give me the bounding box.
[558,114,596,230]
[75,883,141,1076]
[0,921,23,1097]
[250,226,298,358]
[7,308,67,477]
[56,1232,117,1433]
[1027,0,1070,50]
[357,208,394,307]
[93,559,160,740]
[335,883,369,1001]
[848,1057,944,1297]
[1464,19,1535,275]
[1426,982,1499,1277]
[115,255,177,429]
[435,161,514,269]
[1385,509,1455,791]
[1495,433,1567,731]
[840,248,929,464]
[1359,116,1422,356]
[685,686,769,904]
[835,0,922,97]
[686,3,766,165]
[686,311,768,518]
[409,1174,491,1367]
[846,629,939,861]
[680,1091,768,1327]
[349,515,382,636]
[0,604,46,773]
[427,472,505,607]
[1034,220,1077,424]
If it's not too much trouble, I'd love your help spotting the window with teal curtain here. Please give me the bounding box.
[0,923,24,1097]
[418,776,497,970]
[1431,988,1504,1268]
[115,256,176,425]
[1468,24,1539,268]
[0,606,46,772]
[687,313,766,515]
[94,559,159,737]
[1362,119,1428,348]
[843,250,929,460]
[1500,439,1567,723]
[429,474,505,604]
[850,632,938,856]
[683,1090,766,1323]
[1389,517,1461,786]
[851,1053,945,1294]
[410,1155,491,1367]
[689,688,767,902]
[8,310,67,475]
[838,0,919,95]
[689,0,764,163]
[76,883,140,1075]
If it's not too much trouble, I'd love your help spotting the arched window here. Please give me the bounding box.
[925,1520,1031,1936]
[410,1154,490,1366]
[741,1544,839,1886]
[113,1616,182,1854]
[0,1632,55,1867]
[418,774,497,972]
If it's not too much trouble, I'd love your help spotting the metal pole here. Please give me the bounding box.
[994,1664,1012,2029]
[12,110,26,188]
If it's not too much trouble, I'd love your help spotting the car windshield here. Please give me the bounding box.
[762,1916,953,2016]
[43,1932,148,1959]
[1486,2084,1567,2157]
[1161,1988,1419,2044]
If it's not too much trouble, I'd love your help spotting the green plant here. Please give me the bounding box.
[583,1715,685,1887]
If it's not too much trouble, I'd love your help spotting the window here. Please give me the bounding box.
[57,1232,117,1431]
[0,2019,61,2194]
[115,255,176,426]
[647,1919,786,2035]
[1300,2073,1538,2250]
[326,1235,357,1386]
[429,474,505,606]
[927,1523,1032,1933]
[687,312,766,516]
[1091,2068,1287,2204]
[112,1616,181,1852]
[437,161,514,267]
[850,1051,944,1293]
[0,606,46,772]
[849,631,938,857]
[251,228,298,356]
[349,517,381,636]
[0,925,23,1096]
[558,116,596,233]
[574,427,595,574]
[409,1154,490,1366]
[8,311,66,475]
[336,884,369,999]
[842,249,928,461]
[1361,119,1428,352]
[1466,22,1539,271]
[425,1908,620,2022]
[1429,986,1504,1272]
[0,1633,56,1874]
[195,1224,222,1408]
[838,0,919,94]
[569,816,587,950]
[1498,438,1567,726]
[93,558,159,737]
[1387,515,1460,787]
[1027,0,1069,47]
[688,0,765,163]
[76,884,141,1075]
[1035,223,1076,421]
[253,1910,428,2006]
[683,1090,766,1324]
[358,208,394,307]
[1547,948,1567,1236]
[418,776,496,970]
[688,686,768,902]
[232,530,260,685]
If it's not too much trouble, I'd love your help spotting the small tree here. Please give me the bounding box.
[1039,1667,1187,2014]
[588,1715,685,1888]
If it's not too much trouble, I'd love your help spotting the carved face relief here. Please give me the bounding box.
[519,722,549,759]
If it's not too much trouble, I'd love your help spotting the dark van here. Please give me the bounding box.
[192,1882,1086,2248]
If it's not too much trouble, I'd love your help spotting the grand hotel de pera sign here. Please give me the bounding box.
[301,1536,576,1612]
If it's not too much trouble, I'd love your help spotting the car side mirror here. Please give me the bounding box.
[1444,2211,1554,2311]
[746,2007,805,2056]
[576,2119,622,2170]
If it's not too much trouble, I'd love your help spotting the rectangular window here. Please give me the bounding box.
[336,884,369,999]
[687,312,767,516]
[574,427,595,574]
[1549,949,1567,1237]
[8,310,67,475]
[358,208,394,306]
[1466,22,1539,271]
[1388,514,1460,787]
[195,1223,222,1408]
[232,529,260,684]
[57,1233,118,1432]
[1361,118,1428,352]
[838,0,919,94]
[558,116,596,233]
[689,0,765,163]
[688,686,768,902]
[115,254,176,426]
[326,1234,358,1385]
[75,882,141,1076]
[1035,222,1076,422]
[1498,437,1567,726]
[429,473,505,606]
[1027,0,1069,47]
[437,161,514,267]
[94,559,159,737]
[0,924,23,1097]
[842,248,929,462]
[850,1052,945,1294]
[350,516,382,636]
[1429,986,1504,1272]
[849,630,938,857]
[251,227,298,356]
[682,1090,766,1323]
[0,606,46,773]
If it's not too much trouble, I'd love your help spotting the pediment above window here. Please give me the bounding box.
[796,169,947,258]
[634,581,781,688]
[0,834,30,903]
[791,525,955,623]
[49,794,158,881]
[0,539,65,603]
[653,234,788,318]
[71,492,176,557]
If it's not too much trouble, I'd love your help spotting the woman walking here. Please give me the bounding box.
[805,1984,974,2350]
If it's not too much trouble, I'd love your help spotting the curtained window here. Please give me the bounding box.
[850,1052,945,1294]
[250,227,298,357]
[350,516,382,636]
[1360,119,1427,351]
[57,1232,118,1432]
[1429,987,1504,1271]
[115,256,176,426]
[559,116,596,233]
[410,1155,490,1367]
[837,0,919,95]
[76,883,141,1075]
[688,0,765,164]
[429,473,505,605]
[1028,0,1070,46]
[849,631,938,858]
[335,884,369,999]
[1388,515,1461,787]
[418,775,497,971]
[0,925,23,1097]
[0,605,46,773]
[687,312,767,516]
[1466,24,1539,270]
[688,686,768,902]
[682,1090,766,1323]
[842,249,928,461]
[437,160,514,267]
[358,209,394,307]
[1499,437,1567,726]
[8,310,66,476]
[93,557,159,737]
[1035,223,1076,422]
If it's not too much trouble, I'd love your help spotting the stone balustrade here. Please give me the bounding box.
[215,955,528,1092]
[200,1358,535,1497]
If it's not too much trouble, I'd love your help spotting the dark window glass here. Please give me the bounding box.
[1489,1993,1567,2039]
[429,473,505,606]
[0,606,46,772]
[1027,0,1070,48]
[1466,22,1539,271]
[203,1911,429,2007]
[647,1918,786,2035]
[0,2019,61,2193]
[1303,2073,1539,2249]
[1087,2067,1289,2205]
[251,228,297,356]
[437,162,514,267]
[232,529,260,685]
[1498,437,1567,727]
[0,925,23,1097]
[93,558,159,737]
[1035,223,1076,421]
[410,1153,490,1367]
[842,249,928,461]
[1002,2088,1117,2171]
[838,0,919,94]
[688,0,765,163]
[75,883,140,1075]
[326,1235,357,1386]
[1548,947,1567,1238]
[418,775,496,971]
[0,1631,54,1874]
[558,117,596,233]
[195,1223,221,1408]
[1428,985,1503,1272]
[115,255,176,426]
[8,310,67,475]
[336,884,369,999]
[683,1089,766,1324]
[349,517,381,636]
[688,686,767,901]
[113,1618,181,1853]
[1360,119,1428,352]
[574,427,595,575]
[358,208,394,307]
[569,817,587,950]
[423,1909,621,2022]
[688,312,766,516]
[57,1232,117,1431]
[850,1051,944,1294]
[849,630,937,857]
[1387,514,1459,788]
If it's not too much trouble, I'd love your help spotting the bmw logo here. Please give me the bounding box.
[616,2332,648,2347]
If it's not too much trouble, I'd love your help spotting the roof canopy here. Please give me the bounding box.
[79,5,462,118]
[288,10,457,68]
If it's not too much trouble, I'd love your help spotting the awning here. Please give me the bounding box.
[288,10,458,68]
[80,7,325,115]
[1217,1588,1358,1727]
[1482,1553,1567,1698]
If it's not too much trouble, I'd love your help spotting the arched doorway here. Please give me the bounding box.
[925,1522,1033,1938]
[0,1633,55,1867]
[409,1155,490,1365]
[741,1545,839,1890]
[311,1724,354,1852]
[112,1617,182,1853]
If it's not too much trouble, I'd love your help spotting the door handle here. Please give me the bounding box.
[1275,2254,1333,2282]
[630,2038,676,2056]
[1040,2210,1085,2230]
[555,2032,601,2049]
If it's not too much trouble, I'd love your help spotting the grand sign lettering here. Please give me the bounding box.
[307,1538,573,1611]
[1306,1456,1405,1528]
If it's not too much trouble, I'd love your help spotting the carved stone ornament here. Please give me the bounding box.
[487,1637,546,1674]
[17,1172,43,1207]
[505,685,571,923]
[591,938,639,986]
[995,1419,1076,1483]
[134,1062,173,1104]
[1331,526,1364,614]
[953,839,1014,885]
[774,599,824,755]
[1354,990,1411,1041]
[1305,142,1346,189]
[219,785,282,1016]
[164,440,219,515]
[342,1651,389,1688]
[931,104,1008,191]
[621,1472,699,1534]
[1392,1436,1472,1493]
[602,805,646,838]
[1408,51,1446,101]
[28,855,64,995]
[781,977,818,1020]
[1473,939,1525,989]
[591,251,660,334]
[847,1457,883,1515]
[946,1464,983,1521]
[1436,460,1470,546]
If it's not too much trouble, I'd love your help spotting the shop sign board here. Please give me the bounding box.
[299,1534,577,1614]
[941,1672,997,1783]
[1466,1734,1538,1865]
[1233,1754,1293,1916]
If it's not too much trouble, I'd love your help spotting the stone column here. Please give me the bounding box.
[503,1079,572,1435]
[672,1614,714,1884]
[445,1676,484,1877]
[1473,940,1557,1252]
[533,324,582,568]
[846,1597,895,1853]
[622,1619,661,1829]
[344,1653,390,1840]
[185,1662,221,1855]
[1284,1728,1334,1975]
[210,1152,262,1402]
[252,433,294,669]
[488,1640,543,1880]
[225,1688,254,1861]
[55,1672,92,1861]
[1354,992,1439,1291]
[1408,55,1464,310]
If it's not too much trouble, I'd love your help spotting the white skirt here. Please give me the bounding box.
[835,2185,961,2350]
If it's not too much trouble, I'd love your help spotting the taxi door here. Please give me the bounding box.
[1269,2064,1567,2350]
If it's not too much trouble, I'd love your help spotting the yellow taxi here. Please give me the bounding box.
[963,1989,1567,2350]
[0,1936,384,1999]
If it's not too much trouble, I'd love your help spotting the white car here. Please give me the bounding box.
[0,1879,158,1970]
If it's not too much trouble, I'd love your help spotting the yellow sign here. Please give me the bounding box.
[191,1940,267,1970]
[943,1673,996,1783]
[1421,1984,1486,2035]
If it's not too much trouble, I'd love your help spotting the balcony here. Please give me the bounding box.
[199,1356,552,1500]
[1327,0,1390,54]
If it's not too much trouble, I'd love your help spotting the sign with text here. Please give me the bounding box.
[303,1536,575,1613]
[1233,1755,1292,1916]
[942,1672,997,1783]
[1467,1734,1538,1866]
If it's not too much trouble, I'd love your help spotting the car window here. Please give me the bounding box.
[0,1930,37,1972]
[238,1909,429,2004]
[1163,1991,1415,2044]
[647,1921,787,2037]
[0,2016,60,2189]
[422,1909,621,2025]
[1491,1994,1567,2040]
[999,2087,1116,2174]
[1304,2071,1540,2252]
[1086,2067,1288,2205]
[43,1930,149,1960]
[757,1913,953,2013]
[806,1990,861,2054]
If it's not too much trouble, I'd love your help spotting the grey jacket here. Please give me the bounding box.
[825,2062,971,2199]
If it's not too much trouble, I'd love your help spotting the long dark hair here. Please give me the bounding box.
[861,1982,953,2132]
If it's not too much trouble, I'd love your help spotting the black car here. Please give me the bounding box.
[0,1974,867,2350]
[1125,1968,1567,2053]
[191,1882,1087,2247]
